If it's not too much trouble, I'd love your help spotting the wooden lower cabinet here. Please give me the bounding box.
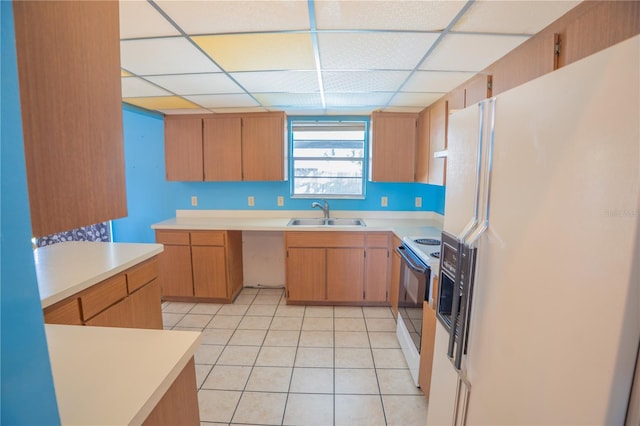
[285,231,390,305]
[286,248,326,302]
[155,229,243,302]
[142,358,200,426]
[326,248,365,302]
[44,257,162,329]
[418,302,437,397]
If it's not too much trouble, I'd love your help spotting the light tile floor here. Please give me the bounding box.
[162,287,428,426]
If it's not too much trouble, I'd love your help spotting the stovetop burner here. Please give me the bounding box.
[414,238,441,246]
[430,251,440,259]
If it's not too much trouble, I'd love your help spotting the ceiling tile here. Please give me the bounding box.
[184,94,260,108]
[119,0,180,39]
[324,92,393,108]
[231,71,319,93]
[453,1,581,34]
[383,106,426,113]
[323,70,411,93]
[208,107,269,113]
[324,108,377,116]
[161,108,213,115]
[123,96,201,110]
[154,0,310,34]
[318,32,440,70]
[121,37,221,75]
[388,92,444,107]
[121,77,171,98]
[285,108,331,116]
[315,1,467,31]
[193,33,316,72]
[145,73,243,95]
[419,33,530,72]
[402,70,476,92]
[254,93,323,108]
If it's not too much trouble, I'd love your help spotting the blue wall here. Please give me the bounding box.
[113,107,445,243]
[1,2,61,423]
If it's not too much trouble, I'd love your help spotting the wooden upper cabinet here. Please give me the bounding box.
[242,113,285,181]
[428,100,447,186]
[370,112,418,182]
[415,109,430,184]
[203,116,242,181]
[13,1,127,237]
[165,112,285,182]
[464,74,493,107]
[165,117,204,181]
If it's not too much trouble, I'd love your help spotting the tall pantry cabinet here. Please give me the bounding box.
[13,1,127,237]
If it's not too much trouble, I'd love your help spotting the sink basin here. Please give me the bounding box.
[287,218,328,226]
[326,218,366,226]
[287,218,366,227]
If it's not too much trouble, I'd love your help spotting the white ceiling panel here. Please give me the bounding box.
[324,108,378,115]
[324,92,393,108]
[119,1,180,39]
[389,92,444,107]
[121,77,171,97]
[254,93,323,108]
[208,107,269,114]
[231,71,320,93]
[383,106,426,113]
[319,32,440,70]
[121,37,221,76]
[315,0,467,31]
[159,108,212,115]
[154,0,310,34]
[453,0,581,35]
[402,70,476,92]
[323,70,411,93]
[419,33,530,72]
[145,73,243,95]
[185,93,260,108]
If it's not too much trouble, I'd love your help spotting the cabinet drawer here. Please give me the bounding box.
[156,230,190,245]
[126,257,159,293]
[80,274,128,320]
[44,298,82,325]
[286,231,365,248]
[366,232,390,248]
[190,231,225,246]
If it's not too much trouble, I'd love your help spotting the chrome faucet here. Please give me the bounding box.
[311,200,330,219]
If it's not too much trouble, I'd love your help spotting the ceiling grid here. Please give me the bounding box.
[118,0,581,115]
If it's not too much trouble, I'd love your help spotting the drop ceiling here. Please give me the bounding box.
[120,0,580,116]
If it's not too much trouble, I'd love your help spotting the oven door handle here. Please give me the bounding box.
[396,246,427,274]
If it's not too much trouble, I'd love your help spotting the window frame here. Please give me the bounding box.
[288,115,369,199]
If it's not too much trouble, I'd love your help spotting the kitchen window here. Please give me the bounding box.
[289,117,368,198]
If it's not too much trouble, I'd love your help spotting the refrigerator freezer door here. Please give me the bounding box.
[463,35,640,425]
[427,322,461,425]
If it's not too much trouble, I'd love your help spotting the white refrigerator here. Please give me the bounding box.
[427,34,640,425]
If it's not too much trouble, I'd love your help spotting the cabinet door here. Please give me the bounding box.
[326,248,364,302]
[390,248,401,319]
[364,248,389,302]
[371,112,417,182]
[158,245,194,297]
[428,100,447,185]
[13,1,126,237]
[242,113,284,181]
[287,248,326,302]
[203,116,242,181]
[191,246,228,299]
[128,280,163,330]
[85,297,132,328]
[165,117,203,181]
[415,109,430,183]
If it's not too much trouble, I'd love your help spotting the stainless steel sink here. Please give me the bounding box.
[326,218,366,226]
[287,218,366,227]
[287,218,328,226]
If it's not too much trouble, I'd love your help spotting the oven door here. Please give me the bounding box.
[396,245,430,352]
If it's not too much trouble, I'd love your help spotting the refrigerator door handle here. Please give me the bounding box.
[447,239,465,359]
[458,102,486,243]
[467,98,496,247]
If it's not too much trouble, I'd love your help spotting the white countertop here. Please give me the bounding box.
[46,324,201,425]
[35,242,163,308]
[152,210,443,241]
